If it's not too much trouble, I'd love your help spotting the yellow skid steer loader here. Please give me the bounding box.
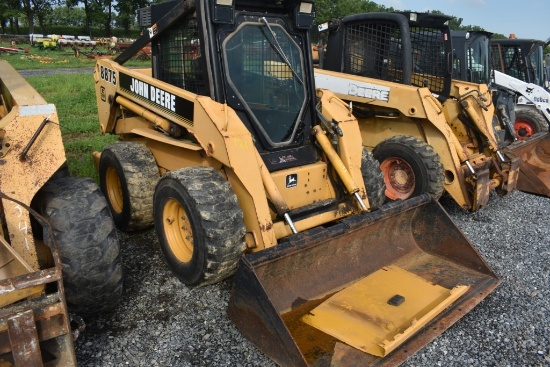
[315,12,521,211]
[452,30,550,198]
[93,1,500,366]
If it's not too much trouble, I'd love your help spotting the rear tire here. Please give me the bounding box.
[372,136,444,201]
[514,105,549,140]
[34,177,123,316]
[99,142,159,231]
[361,149,386,210]
[153,167,246,287]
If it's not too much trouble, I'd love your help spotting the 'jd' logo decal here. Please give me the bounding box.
[286,174,297,188]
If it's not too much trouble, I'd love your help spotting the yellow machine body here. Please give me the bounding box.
[314,68,520,211]
[0,60,77,366]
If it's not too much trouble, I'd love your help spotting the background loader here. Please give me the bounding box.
[451,30,550,198]
[93,1,500,366]
[314,12,520,211]
[490,36,550,138]
[0,61,123,365]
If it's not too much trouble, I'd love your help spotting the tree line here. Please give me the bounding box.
[0,0,503,38]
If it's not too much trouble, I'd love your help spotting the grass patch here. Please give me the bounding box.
[2,50,149,181]
[1,41,149,70]
[25,73,117,181]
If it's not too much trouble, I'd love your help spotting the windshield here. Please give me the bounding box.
[223,21,306,147]
[467,35,490,84]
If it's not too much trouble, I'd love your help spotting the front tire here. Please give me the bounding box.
[514,105,549,140]
[34,177,123,316]
[361,148,386,210]
[99,141,159,231]
[154,167,246,287]
[372,135,445,201]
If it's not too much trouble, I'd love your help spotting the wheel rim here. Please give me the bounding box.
[105,166,124,214]
[515,120,535,140]
[162,198,194,263]
[380,158,415,200]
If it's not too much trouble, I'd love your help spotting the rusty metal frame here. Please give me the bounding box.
[0,192,77,366]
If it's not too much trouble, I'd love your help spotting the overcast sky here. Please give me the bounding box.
[372,0,549,41]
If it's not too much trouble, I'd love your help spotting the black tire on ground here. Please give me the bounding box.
[34,177,123,316]
[514,105,549,139]
[372,135,445,201]
[361,148,386,210]
[154,167,246,287]
[99,142,159,231]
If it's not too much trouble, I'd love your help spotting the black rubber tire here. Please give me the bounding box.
[361,148,386,210]
[99,142,159,231]
[34,177,123,316]
[372,135,445,200]
[514,105,549,139]
[153,167,246,287]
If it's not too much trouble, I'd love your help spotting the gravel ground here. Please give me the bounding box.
[73,190,550,367]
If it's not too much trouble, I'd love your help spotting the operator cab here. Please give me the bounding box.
[149,0,318,172]
[451,30,492,85]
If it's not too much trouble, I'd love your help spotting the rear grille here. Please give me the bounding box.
[342,21,404,84]
[154,17,209,96]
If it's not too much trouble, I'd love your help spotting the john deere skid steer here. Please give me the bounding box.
[93,1,499,365]
[0,61,122,365]
[452,30,550,197]
[315,12,520,211]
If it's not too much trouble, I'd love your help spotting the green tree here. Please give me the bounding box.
[115,0,148,35]
[45,6,86,27]
[314,0,389,23]
[0,0,22,34]
[66,0,113,36]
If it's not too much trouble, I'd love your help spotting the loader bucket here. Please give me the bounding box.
[506,132,550,197]
[228,195,500,367]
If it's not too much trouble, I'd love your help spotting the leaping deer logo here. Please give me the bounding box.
[286,174,298,188]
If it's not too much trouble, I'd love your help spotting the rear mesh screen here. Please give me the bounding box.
[342,21,404,84]
[153,17,209,96]
[490,44,527,81]
[409,27,447,95]
[341,22,447,95]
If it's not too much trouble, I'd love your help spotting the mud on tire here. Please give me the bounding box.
[34,177,123,316]
[99,141,159,231]
[373,135,445,201]
[154,167,246,287]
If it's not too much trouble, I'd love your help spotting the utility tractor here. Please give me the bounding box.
[93,1,500,366]
[0,61,122,365]
[315,12,520,211]
[452,30,550,197]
